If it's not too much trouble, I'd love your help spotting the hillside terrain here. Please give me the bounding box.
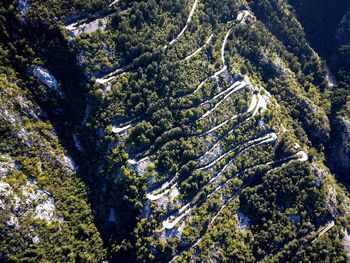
[288,0,350,182]
[0,0,350,262]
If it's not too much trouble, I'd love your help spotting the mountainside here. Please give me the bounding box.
[288,0,350,182]
[0,0,350,262]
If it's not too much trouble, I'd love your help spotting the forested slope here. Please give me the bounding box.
[288,0,350,182]
[1,0,350,262]
[0,1,105,261]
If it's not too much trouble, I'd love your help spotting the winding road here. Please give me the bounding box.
[168,149,309,263]
[160,132,278,232]
[165,0,199,49]
[184,34,214,61]
[192,28,232,94]
[146,88,269,201]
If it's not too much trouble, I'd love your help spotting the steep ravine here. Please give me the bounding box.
[20,18,124,253]
[2,0,350,262]
[288,0,350,184]
[1,1,114,257]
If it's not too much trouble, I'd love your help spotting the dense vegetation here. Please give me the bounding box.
[288,0,350,180]
[0,64,105,262]
[0,1,106,261]
[1,0,350,262]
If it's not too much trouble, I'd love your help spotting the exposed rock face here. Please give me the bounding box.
[0,77,64,229]
[343,228,350,260]
[18,0,31,15]
[337,10,350,45]
[1,178,63,228]
[260,52,288,78]
[0,75,105,261]
[30,65,64,98]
